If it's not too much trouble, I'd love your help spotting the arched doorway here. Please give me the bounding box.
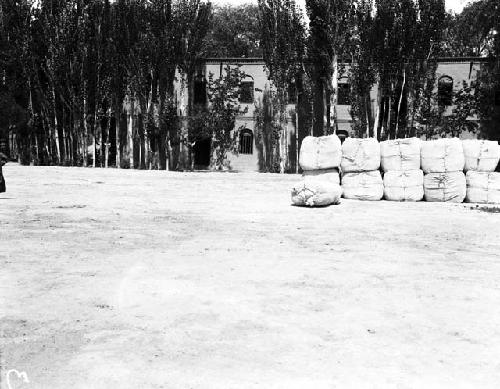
[193,137,211,168]
[239,129,254,155]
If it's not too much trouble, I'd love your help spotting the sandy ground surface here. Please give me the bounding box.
[1,164,500,389]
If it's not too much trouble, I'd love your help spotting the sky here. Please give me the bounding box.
[214,0,475,14]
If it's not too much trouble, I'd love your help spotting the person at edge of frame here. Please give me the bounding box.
[0,151,8,193]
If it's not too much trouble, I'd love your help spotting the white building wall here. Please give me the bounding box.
[185,58,488,171]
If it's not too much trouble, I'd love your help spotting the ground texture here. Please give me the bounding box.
[1,165,500,389]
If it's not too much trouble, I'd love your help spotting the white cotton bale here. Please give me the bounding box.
[462,140,500,172]
[423,172,466,203]
[302,168,340,186]
[291,180,342,207]
[420,138,465,173]
[380,138,421,172]
[383,170,424,201]
[466,171,500,204]
[341,170,384,201]
[341,138,380,173]
[299,135,342,171]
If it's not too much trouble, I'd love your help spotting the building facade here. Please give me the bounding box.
[186,57,491,172]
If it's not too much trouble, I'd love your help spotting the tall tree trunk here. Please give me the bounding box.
[365,95,370,138]
[373,91,381,141]
[82,94,88,167]
[114,104,121,168]
[51,86,61,164]
[330,54,339,134]
[138,111,146,169]
[128,98,135,169]
[312,75,324,137]
[105,109,111,168]
[92,119,97,168]
[395,69,406,138]
[385,95,392,140]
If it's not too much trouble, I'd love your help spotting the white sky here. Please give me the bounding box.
[214,0,475,14]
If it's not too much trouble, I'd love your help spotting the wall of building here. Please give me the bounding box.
[204,59,270,172]
[187,58,489,172]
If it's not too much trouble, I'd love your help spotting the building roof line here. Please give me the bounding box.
[203,56,496,65]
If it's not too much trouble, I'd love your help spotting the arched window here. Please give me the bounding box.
[438,76,453,106]
[239,77,254,103]
[239,129,253,154]
[337,80,351,105]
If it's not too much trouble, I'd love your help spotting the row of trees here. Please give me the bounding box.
[257,0,500,148]
[0,0,237,169]
[1,0,500,170]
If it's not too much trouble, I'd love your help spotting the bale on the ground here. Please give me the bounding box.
[341,170,383,201]
[465,171,500,204]
[302,168,340,185]
[421,138,465,174]
[423,171,466,202]
[462,140,500,172]
[380,138,421,172]
[299,134,342,171]
[383,170,424,201]
[341,138,380,173]
[291,181,342,207]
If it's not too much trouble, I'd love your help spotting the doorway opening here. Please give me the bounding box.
[193,137,211,168]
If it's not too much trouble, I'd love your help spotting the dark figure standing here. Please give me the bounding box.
[0,152,8,193]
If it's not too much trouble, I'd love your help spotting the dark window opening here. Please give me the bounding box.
[337,83,351,105]
[194,78,207,105]
[288,82,297,104]
[438,76,453,106]
[494,89,500,106]
[239,81,254,103]
[239,129,253,154]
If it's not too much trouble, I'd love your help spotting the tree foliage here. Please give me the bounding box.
[0,0,213,170]
[189,65,248,170]
[205,4,262,58]
[258,0,308,172]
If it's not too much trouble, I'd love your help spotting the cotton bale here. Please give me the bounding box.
[462,140,500,172]
[423,171,466,203]
[421,138,465,174]
[341,170,384,201]
[291,181,342,207]
[299,134,342,171]
[383,170,424,201]
[302,168,340,186]
[380,137,421,172]
[465,171,500,204]
[341,138,380,173]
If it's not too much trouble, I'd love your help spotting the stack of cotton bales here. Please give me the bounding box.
[421,138,466,202]
[380,138,423,201]
[463,140,500,204]
[291,135,342,206]
[340,138,383,201]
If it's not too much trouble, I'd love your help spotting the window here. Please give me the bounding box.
[239,129,253,154]
[194,76,207,105]
[337,83,351,105]
[288,81,297,104]
[438,76,453,106]
[239,81,254,103]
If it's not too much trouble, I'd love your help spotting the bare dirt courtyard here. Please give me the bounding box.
[1,165,500,389]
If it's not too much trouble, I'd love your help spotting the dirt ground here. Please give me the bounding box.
[1,164,500,389]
